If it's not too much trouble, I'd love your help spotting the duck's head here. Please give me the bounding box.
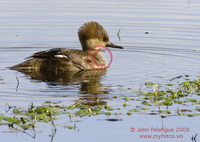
[78,21,123,51]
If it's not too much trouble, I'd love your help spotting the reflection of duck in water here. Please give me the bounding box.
[17,69,109,95]
[11,21,123,71]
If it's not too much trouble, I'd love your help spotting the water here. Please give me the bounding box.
[0,0,200,141]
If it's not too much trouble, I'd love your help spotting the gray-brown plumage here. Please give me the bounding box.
[11,21,123,71]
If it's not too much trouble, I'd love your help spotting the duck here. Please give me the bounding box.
[11,21,123,71]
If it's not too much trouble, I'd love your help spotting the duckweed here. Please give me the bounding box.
[187,114,200,117]
[142,101,150,105]
[175,100,184,104]
[165,84,174,86]
[145,82,162,86]
[123,97,132,101]
[129,109,139,112]
[127,112,132,115]
[164,110,171,114]
[105,106,114,111]
[13,109,22,115]
[1,74,200,132]
[187,99,197,102]
[105,112,111,115]
[141,108,149,111]
[65,126,74,129]
[163,97,173,106]
[0,116,3,121]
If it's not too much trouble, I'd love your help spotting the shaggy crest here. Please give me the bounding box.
[78,21,110,45]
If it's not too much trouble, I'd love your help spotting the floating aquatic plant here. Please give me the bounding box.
[1,74,200,133]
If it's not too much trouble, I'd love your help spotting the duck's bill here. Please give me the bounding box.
[106,42,124,49]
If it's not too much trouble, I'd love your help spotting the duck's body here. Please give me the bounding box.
[11,21,123,71]
[12,48,108,71]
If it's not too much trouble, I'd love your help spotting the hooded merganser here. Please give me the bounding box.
[11,21,123,71]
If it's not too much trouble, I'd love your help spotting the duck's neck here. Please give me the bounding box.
[87,50,108,68]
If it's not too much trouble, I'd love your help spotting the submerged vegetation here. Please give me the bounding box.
[0,75,200,133]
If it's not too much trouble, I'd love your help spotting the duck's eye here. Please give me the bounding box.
[99,38,103,41]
